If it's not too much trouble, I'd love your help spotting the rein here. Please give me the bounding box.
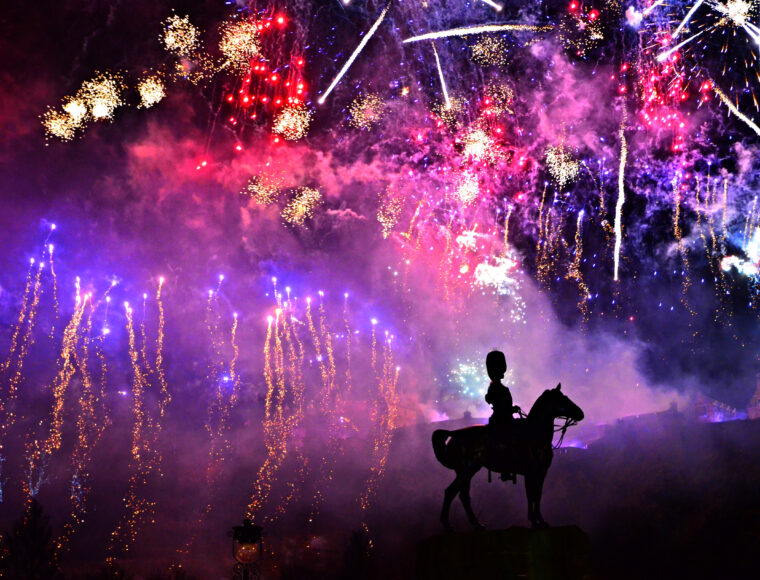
[552,417,579,449]
[516,407,579,448]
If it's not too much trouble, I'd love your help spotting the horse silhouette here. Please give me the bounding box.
[432,384,584,530]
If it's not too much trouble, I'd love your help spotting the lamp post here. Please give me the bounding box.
[230,519,263,580]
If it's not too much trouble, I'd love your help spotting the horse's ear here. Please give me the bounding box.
[555,382,561,391]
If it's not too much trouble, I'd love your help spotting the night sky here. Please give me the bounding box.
[2,0,760,575]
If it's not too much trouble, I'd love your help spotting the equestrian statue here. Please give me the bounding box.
[432,350,584,530]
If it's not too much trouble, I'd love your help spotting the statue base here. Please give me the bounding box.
[416,526,591,580]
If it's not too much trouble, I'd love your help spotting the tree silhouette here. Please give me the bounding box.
[0,499,61,579]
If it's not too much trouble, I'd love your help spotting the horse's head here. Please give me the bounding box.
[532,383,584,422]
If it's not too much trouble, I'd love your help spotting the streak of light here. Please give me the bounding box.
[479,0,503,12]
[673,0,706,38]
[614,112,627,282]
[712,81,760,136]
[431,42,451,110]
[656,29,706,62]
[403,23,552,44]
[318,3,390,104]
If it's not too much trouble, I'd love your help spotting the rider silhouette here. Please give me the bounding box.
[485,350,521,482]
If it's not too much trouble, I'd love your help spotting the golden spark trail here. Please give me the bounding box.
[503,205,512,254]
[48,244,59,336]
[743,197,757,248]
[318,294,337,408]
[140,294,152,377]
[155,278,170,417]
[614,111,628,282]
[567,211,590,320]
[343,294,353,393]
[359,335,399,514]
[318,3,390,104]
[1,261,44,438]
[403,23,552,43]
[107,303,157,561]
[712,81,760,136]
[431,42,451,110]
[248,311,290,518]
[673,179,697,318]
[26,289,88,500]
[57,303,107,556]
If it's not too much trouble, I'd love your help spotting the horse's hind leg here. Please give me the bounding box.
[440,474,460,531]
[459,470,484,530]
[525,471,548,528]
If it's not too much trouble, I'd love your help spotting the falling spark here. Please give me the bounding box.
[402,23,552,44]
[431,42,450,110]
[318,3,390,104]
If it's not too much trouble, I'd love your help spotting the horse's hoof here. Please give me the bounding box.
[531,520,549,529]
[472,522,486,531]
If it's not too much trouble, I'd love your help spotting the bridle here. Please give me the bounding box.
[553,416,579,449]
[516,405,580,449]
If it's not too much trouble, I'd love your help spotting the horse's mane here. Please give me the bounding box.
[527,389,553,420]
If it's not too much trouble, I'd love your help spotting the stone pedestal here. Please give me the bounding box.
[416,526,591,580]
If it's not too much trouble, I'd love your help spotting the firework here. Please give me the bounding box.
[402,23,552,44]
[433,95,467,127]
[161,14,200,57]
[470,36,509,67]
[559,3,605,57]
[545,143,580,189]
[80,73,124,120]
[62,97,88,124]
[218,19,261,71]
[43,109,77,141]
[272,104,312,140]
[242,175,282,205]
[348,93,386,130]
[377,188,404,238]
[137,75,166,109]
[456,173,480,206]
[484,82,514,115]
[318,3,391,104]
[463,127,502,164]
[281,187,323,225]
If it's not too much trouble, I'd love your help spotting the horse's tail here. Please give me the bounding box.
[432,429,455,469]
